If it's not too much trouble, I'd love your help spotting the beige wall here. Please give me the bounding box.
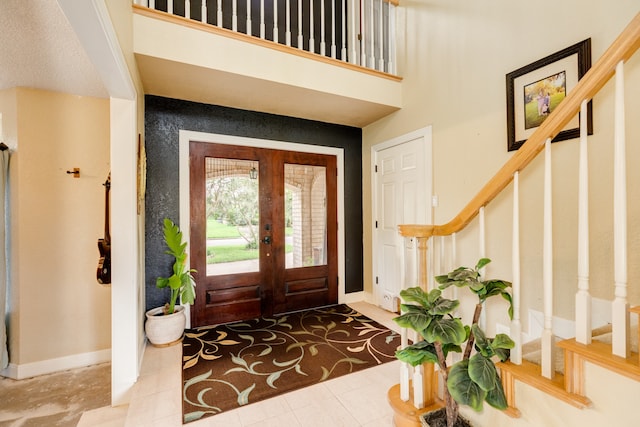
[4,88,111,366]
[363,1,640,327]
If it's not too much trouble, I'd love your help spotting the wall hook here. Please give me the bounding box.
[66,168,80,178]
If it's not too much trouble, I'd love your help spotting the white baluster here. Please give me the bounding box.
[185,0,190,19]
[168,0,173,14]
[612,60,630,358]
[232,0,238,32]
[511,171,522,364]
[451,233,457,302]
[285,0,291,46]
[246,0,252,36]
[201,0,207,23]
[273,0,278,43]
[360,0,365,66]
[542,138,555,379]
[149,0,155,9]
[387,1,395,73]
[349,0,357,63]
[260,0,265,39]
[399,236,416,402]
[217,0,222,27]
[297,0,303,49]
[478,206,486,329]
[378,0,384,71]
[320,0,326,55]
[341,0,347,61]
[369,0,374,68]
[309,0,315,53]
[439,235,445,276]
[330,0,336,58]
[576,99,592,345]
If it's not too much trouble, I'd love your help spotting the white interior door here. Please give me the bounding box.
[372,127,432,311]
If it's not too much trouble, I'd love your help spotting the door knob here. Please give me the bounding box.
[262,236,271,244]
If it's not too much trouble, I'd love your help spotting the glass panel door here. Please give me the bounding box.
[205,158,260,276]
[284,164,327,268]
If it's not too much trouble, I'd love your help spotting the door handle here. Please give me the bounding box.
[262,236,271,245]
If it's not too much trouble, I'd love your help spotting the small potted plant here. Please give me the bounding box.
[393,258,514,427]
[145,218,197,346]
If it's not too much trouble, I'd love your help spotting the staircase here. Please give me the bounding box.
[389,12,640,427]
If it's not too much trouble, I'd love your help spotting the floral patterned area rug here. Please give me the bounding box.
[182,304,400,424]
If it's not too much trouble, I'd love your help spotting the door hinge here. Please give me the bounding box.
[375,164,378,173]
[375,276,379,284]
[375,220,378,228]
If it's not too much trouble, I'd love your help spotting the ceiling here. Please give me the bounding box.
[0,0,107,98]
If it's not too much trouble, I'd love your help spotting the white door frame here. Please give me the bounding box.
[371,126,433,308]
[179,130,349,326]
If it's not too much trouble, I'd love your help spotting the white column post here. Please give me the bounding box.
[309,0,315,53]
[232,0,238,31]
[285,0,291,45]
[511,171,522,364]
[260,0,266,38]
[612,60,630,358]
[542,138,555,379]
[273,0,279,43]
[576,99,592,345]
[297,0,303,49]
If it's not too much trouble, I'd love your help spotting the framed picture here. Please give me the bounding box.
[506,39,592,151]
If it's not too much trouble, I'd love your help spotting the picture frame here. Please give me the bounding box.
[506,39,593,151]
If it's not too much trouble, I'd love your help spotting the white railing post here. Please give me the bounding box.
[478,206,486,329]
[612,60,630,358]
[216,0,223,27]
[378,0,384,71]
[349,0,357,63]
[387,1,394,73]
[542,138,555,379]
[575,99,592,345]
[399,236,417,402]
[369,0,375,68]
[149,0,155,9]
[232,0,238,32]
[341,0,347,61]
[330,0,336,58]
[185,0,191,19]
[201,0,207,24]
[285,0,291,45]
[297,0,303,49]
[309,0,315,53]
[511,171,522,364]
[273,0,279,43]
[168,0,173,14]
[320,0,326,55]
[360,0,366,66]
[260,0,266,39]
[246,0,252,36]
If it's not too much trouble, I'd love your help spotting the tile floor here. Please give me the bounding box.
[78,302,401,427]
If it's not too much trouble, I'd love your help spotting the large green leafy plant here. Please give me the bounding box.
[156,218,196,314]
[393,258,514,427]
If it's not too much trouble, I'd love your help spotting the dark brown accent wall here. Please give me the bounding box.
[144,95,363,312]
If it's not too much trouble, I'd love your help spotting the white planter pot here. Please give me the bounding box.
[145,305,186,347]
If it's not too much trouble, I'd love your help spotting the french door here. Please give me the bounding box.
[189,142,338,327]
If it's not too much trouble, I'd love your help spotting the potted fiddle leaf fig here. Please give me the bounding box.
[145,218,197,346]
[393,258,514,427]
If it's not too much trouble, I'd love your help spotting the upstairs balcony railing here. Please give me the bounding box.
[133,0,398,74]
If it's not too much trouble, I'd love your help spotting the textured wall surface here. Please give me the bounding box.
[145,95,363,311]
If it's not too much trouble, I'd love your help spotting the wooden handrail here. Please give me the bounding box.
[399,12,640,239]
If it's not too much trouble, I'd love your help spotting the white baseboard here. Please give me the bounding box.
[0,348,111,380]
